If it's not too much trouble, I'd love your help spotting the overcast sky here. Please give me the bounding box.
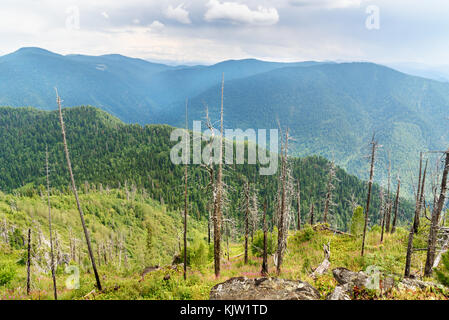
[1,0,448,65]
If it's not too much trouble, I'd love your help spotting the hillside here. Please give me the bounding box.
[0,106,414,231]
[0,191,447,300]
[176,62,449,193]
[1,48,448,196]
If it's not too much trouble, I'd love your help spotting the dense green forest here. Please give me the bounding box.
[0,106,414,232]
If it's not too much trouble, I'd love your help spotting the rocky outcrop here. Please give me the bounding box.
[333,267,369,288]
[398,278,444,292]
[210,277,321,300]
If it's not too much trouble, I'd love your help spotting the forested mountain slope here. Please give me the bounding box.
[1,48,447,196]
[0,106,413,231]
[176,62,449,191]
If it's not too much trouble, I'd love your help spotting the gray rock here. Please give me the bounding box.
[210,277,321,300]
[327,285,351,300]
[332,267,369,288]
[398,278,443,291]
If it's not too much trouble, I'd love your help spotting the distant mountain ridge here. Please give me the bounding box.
[1,47,448,195]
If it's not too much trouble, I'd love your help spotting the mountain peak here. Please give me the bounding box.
[7,47,61,58]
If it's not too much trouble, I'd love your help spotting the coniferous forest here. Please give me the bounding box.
[1,1,449,308]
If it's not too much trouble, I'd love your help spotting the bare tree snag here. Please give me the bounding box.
[261,200,268,276]
[309,202,315,225]
[361,135,379,256]
[385,153,392,233]
[55,89,102,291]
[310,242,331,279]
[380,188,385,243]
[26,228,31,296]
[183,99,188,281]
[425,150,449,276]
[391,177,401,234]
[244,182,249,265]
[297,179,301,230]
[276,128,289,275]
[405,157,427,277]
[323,161,337,224]
[213,74,224,278]
[45,147,58,300]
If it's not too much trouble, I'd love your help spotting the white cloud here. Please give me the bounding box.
[149,20,165,31]
[289,0,363,9]
[101,11,109,19]
[164,4,191,24]
[204,0,279,26]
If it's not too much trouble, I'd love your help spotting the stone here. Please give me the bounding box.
[210,277,321,300]
[327,285,351,300]
[332,267,369,288]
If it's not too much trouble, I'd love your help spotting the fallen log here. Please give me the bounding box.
[310,242,331,279]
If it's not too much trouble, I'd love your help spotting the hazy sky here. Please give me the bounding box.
[1,0,448,65]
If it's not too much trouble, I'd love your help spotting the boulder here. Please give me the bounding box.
[210,277,321,300]
[398,278,443,292]
[327,285,351,300]
[332,267,369,288]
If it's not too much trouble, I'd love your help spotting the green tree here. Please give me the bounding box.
[350,206,365,236]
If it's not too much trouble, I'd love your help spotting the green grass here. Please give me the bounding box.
[0,191,447,300]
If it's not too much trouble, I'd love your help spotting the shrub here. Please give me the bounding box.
[251,228,278,257]
[0,262,16,286]
[350,206,365,236]
[436,251,449,287]
[295,224,315,243]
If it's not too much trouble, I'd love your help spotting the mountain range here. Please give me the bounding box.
[1,47,448,194]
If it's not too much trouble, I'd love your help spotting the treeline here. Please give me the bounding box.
[0,106,413,231]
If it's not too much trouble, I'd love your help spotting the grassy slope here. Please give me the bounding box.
[0,191,447,300]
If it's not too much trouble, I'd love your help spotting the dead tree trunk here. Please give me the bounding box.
[380,188,385,243]
[413,153,423,234]
[361,135,378,256]
[391,178,401,234]
[385,154,392,233]
[261,200,268,276]
[183,99,188,281]
[323,161,336,224]
[26,228,31,295]
[46,147,58,300]
[424,150,449,276]
[56,89,102,291]
[213,74,224,278]
[310,242,331,279]
[405,157,427,277]
[276,128,289,275]
[297,180,301,230]
[244,182,249,265]
[309,203,315,225]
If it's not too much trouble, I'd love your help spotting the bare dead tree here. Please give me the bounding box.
[183,99,189,281]
[296,179,301,231]
[380,187,386,243]
[261,199,268,276]
[323,160,337,224]
[361,134,379,256]
[244,181,250,264]
[309,202,315,225]
[391,176,401,234]
[45,147,57,300]
[213,74,224,278]
[424,150,449,276]
[276,127,289,275]
[55,89,102,291]
[26,228,31,296]
[405,157,428,277]
[249,186,260,243]
[385,152,392,233]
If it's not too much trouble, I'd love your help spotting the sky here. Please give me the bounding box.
[0,0,448,66]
